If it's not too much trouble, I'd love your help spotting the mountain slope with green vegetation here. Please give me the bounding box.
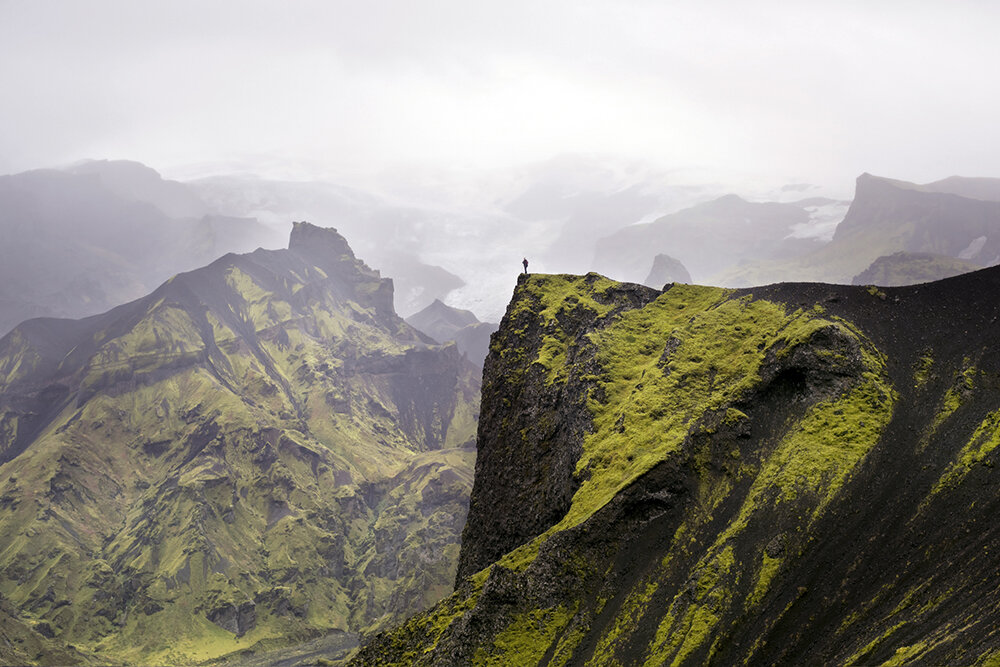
[0,222,479,665]
[353,268,1000,666]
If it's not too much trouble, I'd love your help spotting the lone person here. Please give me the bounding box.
[522,257,529,274]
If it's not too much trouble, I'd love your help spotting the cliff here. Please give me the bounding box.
[353,267,1000,665]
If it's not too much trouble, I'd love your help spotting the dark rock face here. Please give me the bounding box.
[352,267,1000,666]
[457,273,660,580]
[207,600,257,637]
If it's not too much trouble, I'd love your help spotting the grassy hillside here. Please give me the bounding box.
[0,223,479,665]
[353,269,1000,666]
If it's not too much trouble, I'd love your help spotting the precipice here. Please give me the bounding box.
[353,267,1000,666]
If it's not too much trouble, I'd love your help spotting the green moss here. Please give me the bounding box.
[556,285,876,533]
[749,554,782,608]
[925,360,976,442]
[913,350,934,389]
[930,409,1000,496]
[865,285,888,300]
[475,604,576,666]
[880,641,930,666]
[590,581,659,665]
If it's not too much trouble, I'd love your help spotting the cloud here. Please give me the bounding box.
[2,1,1000,185]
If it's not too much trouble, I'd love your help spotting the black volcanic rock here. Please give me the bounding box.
[352,267,1000,666]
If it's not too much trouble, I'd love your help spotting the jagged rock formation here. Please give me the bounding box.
[0,160,280,336]
[187,174,469,317]
[722,173,1000,286]
[353,268,1000,665]
[0,223,479,664]
[642,253,691,288]
[852,251,982,286]
[406,300,499,370]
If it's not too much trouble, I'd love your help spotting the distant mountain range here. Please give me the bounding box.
[592,194,841,284]
[719,173,1000,286]
[0,223,479,665]
[0,160,281,336]
[405,299,498,371]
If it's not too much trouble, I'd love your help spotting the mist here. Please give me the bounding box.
[3,1,1000,184]
[3,1,1000,326]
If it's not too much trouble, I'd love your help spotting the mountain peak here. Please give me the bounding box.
[288,220,356,258]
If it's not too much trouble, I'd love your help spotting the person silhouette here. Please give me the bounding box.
[522,257,529,274]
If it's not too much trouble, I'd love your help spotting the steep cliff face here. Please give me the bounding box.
[354,268,1000,666]
[0,223,479,665]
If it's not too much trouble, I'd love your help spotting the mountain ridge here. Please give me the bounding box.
[0,223,479,665]
[352,265,1000,666]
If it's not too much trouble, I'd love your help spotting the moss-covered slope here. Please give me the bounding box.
[353,268,1000,666]
[0,223,479,665]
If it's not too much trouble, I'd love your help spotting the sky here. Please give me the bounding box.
[3,0,1000,189]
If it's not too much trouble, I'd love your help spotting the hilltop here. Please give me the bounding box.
[353,267,1000,665]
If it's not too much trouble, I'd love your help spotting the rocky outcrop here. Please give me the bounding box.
[642,253,691,288]
[852,250,984,286]
[352,267,1000,666]
[0,224,479,664]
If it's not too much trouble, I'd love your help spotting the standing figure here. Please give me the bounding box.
[522,257,529,274]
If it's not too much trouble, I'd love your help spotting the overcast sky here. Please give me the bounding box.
[2,1,999,189]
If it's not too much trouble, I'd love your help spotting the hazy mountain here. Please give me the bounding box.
[187,175,474,317]
[0,223,479,664]
[355,268,1000,665]
[852,251,983,286]
[642,253,691,288]
[406,299,499,370]
[0,161,279,336]
[66,159,211,218]
[592,194,828,284]
[720,173,1000,286]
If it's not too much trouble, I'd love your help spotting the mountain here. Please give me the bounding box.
[592,195,827,284]
[353,268,1000,665]
[852,251,982,286]
[0,161,280,336]
[642,253,691,288]
[720,173,1000,286]
[406,300,499,370]
[187,175,470,317]
[0,223,479,664]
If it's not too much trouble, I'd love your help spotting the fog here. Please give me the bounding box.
[3,1,1000,327]
[3,1,1000,185]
